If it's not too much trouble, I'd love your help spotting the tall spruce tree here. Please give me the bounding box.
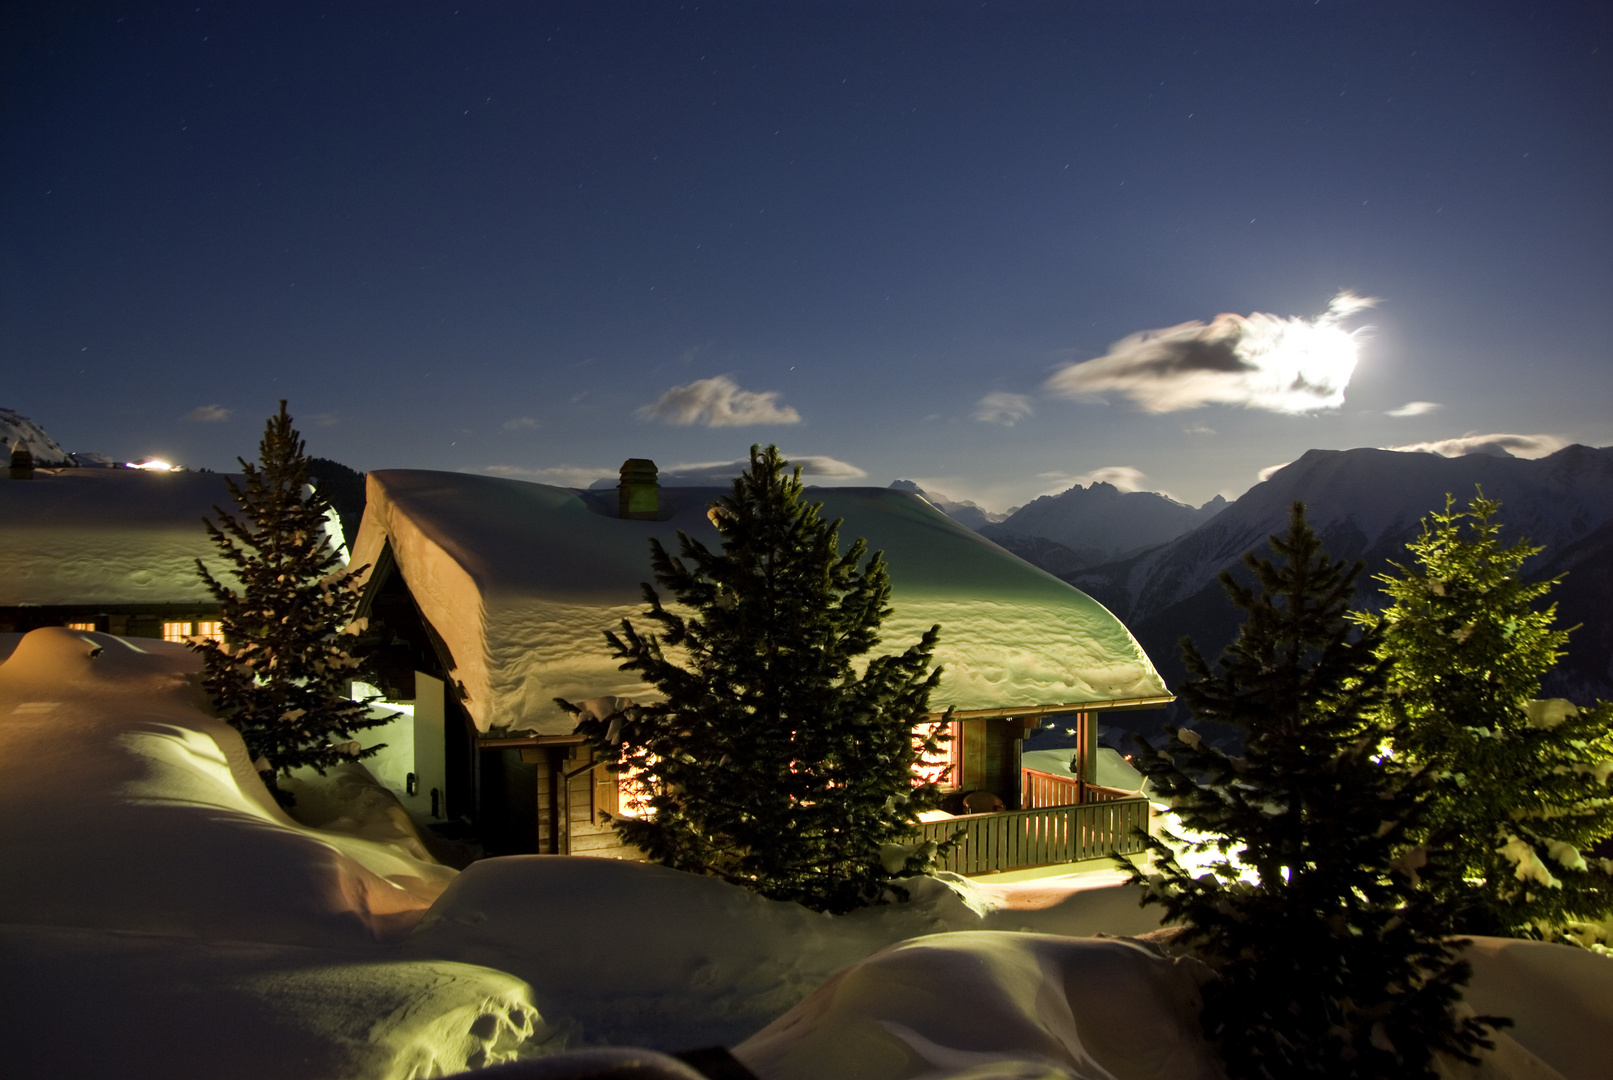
[561,445,948,914]
[1357,492,1613,939]
[1129,503,1502,1080]
[194,401,386,807]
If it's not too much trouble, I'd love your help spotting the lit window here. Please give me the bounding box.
[913,720,962,789]
[66,622,96,632]
[194,621,222,642]
[162,621,191,642]
[615,758,656,819]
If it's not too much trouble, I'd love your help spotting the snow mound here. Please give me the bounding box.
[735,933,1220,1080]
[402,856,1165,1050]
[0,924,555,1080]
[731,932,1611,1080]
[0,627,454,947]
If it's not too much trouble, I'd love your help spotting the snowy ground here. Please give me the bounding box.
[2,627,1609,1080]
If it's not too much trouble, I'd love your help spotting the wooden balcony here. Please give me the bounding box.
[918,791,1151,876]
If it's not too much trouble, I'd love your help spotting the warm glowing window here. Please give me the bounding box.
[614,759,655,818]
[913,720,962,789]
[66,622,96,632]
[162,621,221,643]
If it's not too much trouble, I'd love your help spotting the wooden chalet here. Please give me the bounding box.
[349,463,1172,875]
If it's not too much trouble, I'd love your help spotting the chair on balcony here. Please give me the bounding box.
[958,789,1006,815]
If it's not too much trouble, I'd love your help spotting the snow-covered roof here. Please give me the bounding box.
[351,469,1170,736]
[0,468,237,606]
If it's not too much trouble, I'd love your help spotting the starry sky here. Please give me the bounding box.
[4,1,1610,509]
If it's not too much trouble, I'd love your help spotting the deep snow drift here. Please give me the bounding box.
[2,627,1610,1080]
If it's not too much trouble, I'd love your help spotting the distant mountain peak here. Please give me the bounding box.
[0,409,70,466]
[887,480,1009,528]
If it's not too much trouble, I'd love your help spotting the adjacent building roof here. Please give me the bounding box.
[351,469,1170,736]
[0,469,236,607]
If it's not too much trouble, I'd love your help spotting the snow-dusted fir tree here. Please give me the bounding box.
[1129,504,1502,1080]
[1357,492,1613,939]
[562,445,948,914]
[194,402,385,807]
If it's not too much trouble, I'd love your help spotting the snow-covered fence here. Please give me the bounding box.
[920,797,1150,875]
[1018,767,1141,810]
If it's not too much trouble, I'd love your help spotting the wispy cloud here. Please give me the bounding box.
[638,375,800,427]
[1257,461,1291,483]
[1387,401,1442,418]
[665,454,866,483]
[973,392,1034,426]
[478,464,617,487]
[1183,422,1217,436]
[503,417,538,430]
[310,412,340,428]
[1044,291,1378,414]
[1385,432,1566,459]
[184,404,231,423]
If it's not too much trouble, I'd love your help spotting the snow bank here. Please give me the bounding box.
[402,855,1165,1050]
[735,933,1220,1080]
[0,924,553,1080]
[4,624,1607,1080]
[0,467,238,605]
[351,471,1168,735]
[0,627,453,946]
[732,931,1612,1080]
[1459,937,1613,1080]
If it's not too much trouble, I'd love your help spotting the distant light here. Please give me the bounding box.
[129,459,176,471]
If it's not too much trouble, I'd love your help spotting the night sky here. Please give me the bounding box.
[4,1,1609,508]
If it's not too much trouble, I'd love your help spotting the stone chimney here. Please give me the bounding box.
[9,440,34,480]
[618,458,659,520]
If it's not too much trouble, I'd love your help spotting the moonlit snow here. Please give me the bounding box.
[2,626,1610,1079]
[350,472,1169,736]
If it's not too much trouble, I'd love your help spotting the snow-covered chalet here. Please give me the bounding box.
[350,463,1172,875]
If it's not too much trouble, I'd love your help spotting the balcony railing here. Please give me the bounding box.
[918,795,1151,876]
[1020,767,1139,809]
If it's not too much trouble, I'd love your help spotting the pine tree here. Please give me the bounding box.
[561,445,948,914]
[1129,503,1502,1080]
[194,401,386,807]
[1358,491,1613,939]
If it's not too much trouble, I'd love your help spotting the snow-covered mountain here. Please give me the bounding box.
[1068,444,1613,719]
[0,408,70,465]
[981,482,1228,572]
[888,480,1012,530]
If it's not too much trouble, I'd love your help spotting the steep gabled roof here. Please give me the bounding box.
[351,469,1170,735]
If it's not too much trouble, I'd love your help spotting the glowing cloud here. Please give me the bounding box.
[1044,291,1378,414]
[1387,401,1442,418]
[1257,462,1291,483]
[637,376,801,427]
[1385,433,1567,459]
[973,392,1034,426]
[184,404,232,423]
